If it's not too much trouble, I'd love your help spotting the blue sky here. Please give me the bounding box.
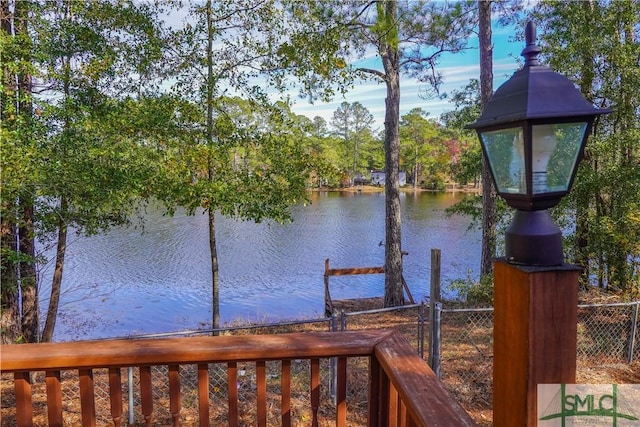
[288,22,525,129]
[165,7,527,129]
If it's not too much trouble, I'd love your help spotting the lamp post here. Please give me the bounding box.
[468,22,609,266]
[467,22,610,426]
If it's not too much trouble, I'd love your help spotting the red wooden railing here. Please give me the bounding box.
[0,330,476,426]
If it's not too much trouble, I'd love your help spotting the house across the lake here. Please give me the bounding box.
[370,170,406,186]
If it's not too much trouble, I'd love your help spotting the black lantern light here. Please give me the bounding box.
[467,22,610,266]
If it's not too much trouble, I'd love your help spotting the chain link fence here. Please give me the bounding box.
[437,307,494,412]
[2,301,638,425]
[430,300,640,422]
[577,302,640,365]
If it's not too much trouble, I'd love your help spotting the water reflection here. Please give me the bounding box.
[39,191,480,341]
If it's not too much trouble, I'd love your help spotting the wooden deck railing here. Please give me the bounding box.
[0,330,476,426]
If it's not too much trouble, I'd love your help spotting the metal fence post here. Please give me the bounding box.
[418,301,425,359]
[431,302,442,377]
[331,312,338,332]
[128,367,134,424]
[330,312,338,403]
[629,302,639,364]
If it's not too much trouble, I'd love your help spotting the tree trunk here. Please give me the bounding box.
[478,0,496,276]
[0,204,20,344]
[208,209,220,333]
[19,196,39,342]
[414,147,418,191]
[381,0,404,307]
[15,0,38,341]
[575,0,595,286]
[205,0,220,334]
[609,5,635,289]
[353,136,358,179]
[42,197,69,342]
[42,5,73,342]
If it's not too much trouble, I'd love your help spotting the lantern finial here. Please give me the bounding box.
[467,20,611,265]
[521,21,541,66]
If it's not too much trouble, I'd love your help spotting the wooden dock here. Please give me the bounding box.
[324,258,415,316]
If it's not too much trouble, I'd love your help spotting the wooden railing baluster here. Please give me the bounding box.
[368,356,381,427]
[310,358,320,427]
[281,359,291,427]
[399,400,407,426]
[227,362,238,427]
[336,357,347,427]
[139,366,153,426]
[197,363,209,427]
[108,368,123,427]
[168,364,181,426]
[378,368,390,427]
[256,360,267,427]
[14,372,33,427]
[78,369,96,427]
[45,370,63,426]
[389,381,399,427]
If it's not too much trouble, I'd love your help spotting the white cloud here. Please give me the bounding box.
[288,22,525,128]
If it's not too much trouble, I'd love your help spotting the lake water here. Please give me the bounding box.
[39,191,481,341]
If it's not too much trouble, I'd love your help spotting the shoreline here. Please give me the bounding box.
[311,184,481,194]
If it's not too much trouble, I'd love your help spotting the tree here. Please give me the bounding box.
[359,130,385,173]
[532,0,640,293]
[281,0,476,306]
[294,114,345,188]
[441,80,483,190]
[399,108,448,190]
[440,78,519,273]
[159,0,314,332]
[311,116,329,138]
[1,0,164,342]
[329,102,353,174]
[478,0,497,277]
[330,101,375,180]
[1,0,41,343]
[438,1,523,276]
[154,96,313,330]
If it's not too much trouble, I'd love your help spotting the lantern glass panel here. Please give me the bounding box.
[480,127,525,194]
[532,122,588,194]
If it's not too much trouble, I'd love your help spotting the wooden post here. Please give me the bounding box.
[493,259,579,426]
[324,259,333,316]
